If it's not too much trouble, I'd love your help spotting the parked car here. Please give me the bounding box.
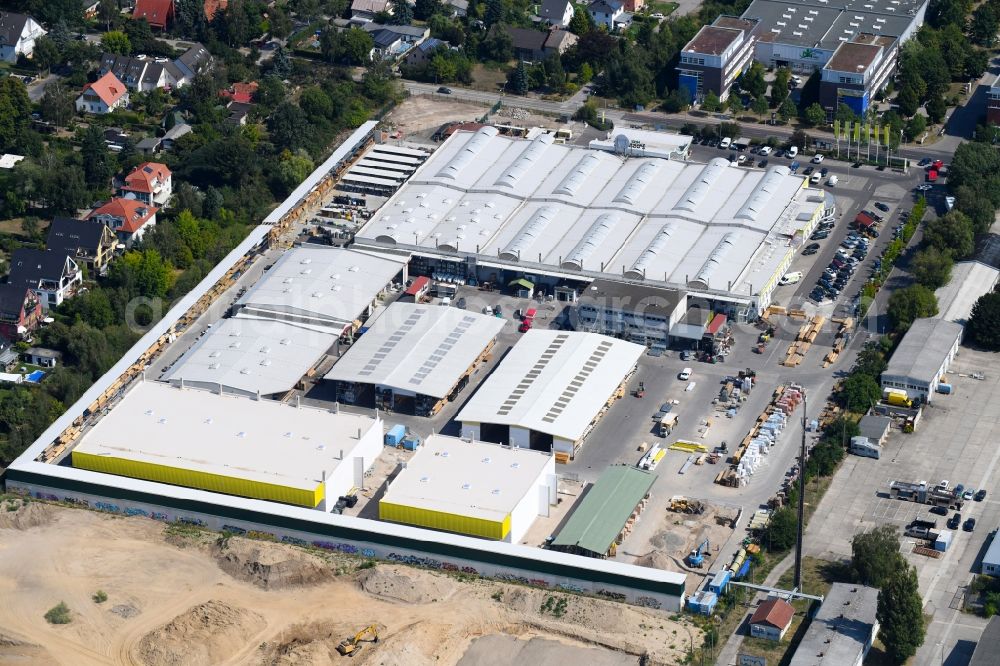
[803,166,814,176]
[788,146,799,158]
[737,154,748,164]
[964,517,977,532]
[789,161,801,172]
[437,86,453,94]
[918,157,932,167]
[804,242,821,252]
[820,167,829,177]
[803,246,819,255]
[759,146,772,156]
[774,149,786,158]
[811,154,824,164]
[963,489,974,501]
[930,505,949,516]
[976,489,987,501]
[917,184,933,191]
[811,230,830,240]
[758,159,768,168]
[948,512,961,529]
[874,202,890,212]
[679,367,693,380]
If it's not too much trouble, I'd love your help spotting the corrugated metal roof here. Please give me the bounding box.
[552,465,655,555]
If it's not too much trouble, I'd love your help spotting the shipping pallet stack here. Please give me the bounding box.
[715,384,803,487]
[822,318,854,367]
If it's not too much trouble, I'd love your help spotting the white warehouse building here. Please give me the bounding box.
[379,434,557,543]
[352,127,831,318]
[881,318,963,404]
[457,330,644,460]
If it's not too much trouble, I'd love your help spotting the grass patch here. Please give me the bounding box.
[646,1,680,14]
[470,64,509,93]
[44,602,72,624]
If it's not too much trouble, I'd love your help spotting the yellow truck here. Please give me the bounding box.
[884,388,913,408]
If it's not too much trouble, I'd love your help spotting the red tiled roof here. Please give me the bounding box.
[88,198,158,234]
[750,598,794,630]
[122,162,171,194]
[219,81,258,104]
[204,0,228,20]
[82,72,128,107]
[133,0,175,28]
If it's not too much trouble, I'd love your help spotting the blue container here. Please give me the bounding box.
[936,383,952,395]
[385,424,406,447]
[403,437,421,451]
[709,569,732,594]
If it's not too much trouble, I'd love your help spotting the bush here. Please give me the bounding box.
[888,284,938,332]
[44,602,72,624]
[93,590,108,604]
[763,507,798,552]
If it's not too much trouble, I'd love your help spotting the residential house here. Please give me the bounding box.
[219,81,258,104]
[0,154,24,169]
[544,29,577,55]
[46,217,119,276]
[0,283,42,342]
[136,137,162,155]
[0,12,46,63]
[588,0,625,30]
[117,162,172,206]
[204,0,228,21]
[539,0,574,27]
[99,53,179,92]
[169,43,212,87]
[88,198,159,246]
[24,347,62,367]
[624,0,644,11]
[75,72,130,115]
[82,0,101,20]
[351,0,391,23]
[103,127,129,148]
[749,598,795,641]
[508,27,548,62]
[404,38,446,66]
[133,0,175,29]
[161,122,192,150]
[8,249,83,310]
[444,0,468,17]
[364,24,429,60]
[225,101,253,126]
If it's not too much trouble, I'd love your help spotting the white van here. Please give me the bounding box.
[679,367,693,380]
[719,137,732,149]
[779,271,803,285]
[810,172,822,185]
[787,146,798,158]
[827,175,839,186]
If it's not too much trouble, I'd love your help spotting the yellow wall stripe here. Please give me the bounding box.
[379,501,510,540]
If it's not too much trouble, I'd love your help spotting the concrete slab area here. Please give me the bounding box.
[458,635,639,666]
[803,348,1000,665]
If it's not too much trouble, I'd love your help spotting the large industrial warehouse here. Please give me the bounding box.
[324,302,505,415]
[379,434,556,543]
[457,330,644,459]
[352,127,830,316]
[3,123,689,612]
[70,380,384,509]
[164,246,407,397]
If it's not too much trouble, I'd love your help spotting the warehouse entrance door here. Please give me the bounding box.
[529,430,553,452]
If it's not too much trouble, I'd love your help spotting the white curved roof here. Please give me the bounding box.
[614,160,661,206]
[494,134,554,190]
[554,153,603,197]
[436,126,498,181]
[674,158,730,213]
[690,232,740,289]
[561,213,620,270]
[500,205,557,261]
[736,167,791,221]
[625,221,680,279]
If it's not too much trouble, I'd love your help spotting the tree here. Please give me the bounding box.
[80,125,115,189]
[484,0,503,27]
[841,373,881,413]
[911,246,953,289]
[98,0,118,30]
[741,62,767,98]
[763,507,797,552]
[852,525,905,587]
[923,211,974,260]
[896,85,920,117]
[479,27,513,63]
[966,292,1000,350]
[905,113,927,140]
[100,30,132,56]
[970,4,1000,46]
[109,249,174,299]
[752,94,769,120]
[888,284,938,332]
[414,0,441,20]
[508,60,528,95]
[31,37,60,74]
[267,102,312,152]
[772,67,790,106]
[702,91,720,113]
[926,96,947,124]
[877,566,925,664]
[271,46,292,78]
[569,5,595,35]
[41,81,74,127]
[277,150,315,193]
[803,102,826,127]
[778,96,797,123]
[835,103,857,125]
[726,94,744,116]
[388,0,413,23]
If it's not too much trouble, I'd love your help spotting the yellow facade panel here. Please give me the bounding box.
[379,501,510,540]
[71,451,323,508]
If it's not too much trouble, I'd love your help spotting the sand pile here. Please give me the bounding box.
[136,600,265,666]
[256,622,340,665]
[635,551,681,572]
[358,566,457,604]
[0,500,55,530]
[213,536,332,589]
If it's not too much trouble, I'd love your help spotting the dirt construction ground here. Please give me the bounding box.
[384,96,558,143]
[0,500,700,665]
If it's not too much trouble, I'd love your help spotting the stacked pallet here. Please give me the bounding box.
[822,318,854,367]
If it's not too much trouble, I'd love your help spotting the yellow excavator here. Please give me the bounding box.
[336,624,379,657]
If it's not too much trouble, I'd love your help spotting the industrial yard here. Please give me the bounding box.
[0,500,699,666]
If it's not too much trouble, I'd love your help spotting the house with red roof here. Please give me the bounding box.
[0,283,42,342]
[749,597,795,641]
[219,81,258,104]
[117,162,173,207]
[204,0,229,21]
[88,198,159,247]
[75,71,129,115]
[133,0,175,29]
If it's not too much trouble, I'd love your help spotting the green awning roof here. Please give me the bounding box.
[509,278,534,290]
[552,465,655,556]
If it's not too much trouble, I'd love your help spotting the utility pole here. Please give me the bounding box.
[794,390,807,590]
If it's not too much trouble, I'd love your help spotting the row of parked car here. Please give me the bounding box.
[809,229,871,303]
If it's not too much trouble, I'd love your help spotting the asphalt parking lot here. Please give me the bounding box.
[803,348,1000,665]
